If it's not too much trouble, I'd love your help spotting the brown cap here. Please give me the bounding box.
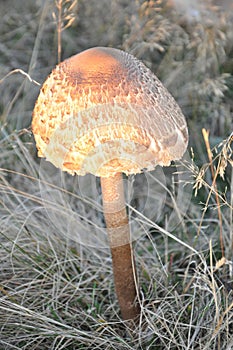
[32,47,188,177]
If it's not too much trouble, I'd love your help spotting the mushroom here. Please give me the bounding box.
[32,47,188,323]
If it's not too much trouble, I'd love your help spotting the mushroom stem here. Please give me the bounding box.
[101,173,140,321]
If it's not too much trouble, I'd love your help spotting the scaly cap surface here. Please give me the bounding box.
[32,47,188,177]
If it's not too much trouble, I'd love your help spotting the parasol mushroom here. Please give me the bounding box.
[32,47,188,323]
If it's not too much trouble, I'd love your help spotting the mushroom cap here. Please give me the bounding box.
[32,47,188,177]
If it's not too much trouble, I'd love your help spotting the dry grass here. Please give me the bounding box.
[0,0,232,349]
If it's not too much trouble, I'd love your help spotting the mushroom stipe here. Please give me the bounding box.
[32,47,188,325]
[101,173,140,321]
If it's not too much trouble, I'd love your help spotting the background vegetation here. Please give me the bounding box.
[0,0,232,349]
